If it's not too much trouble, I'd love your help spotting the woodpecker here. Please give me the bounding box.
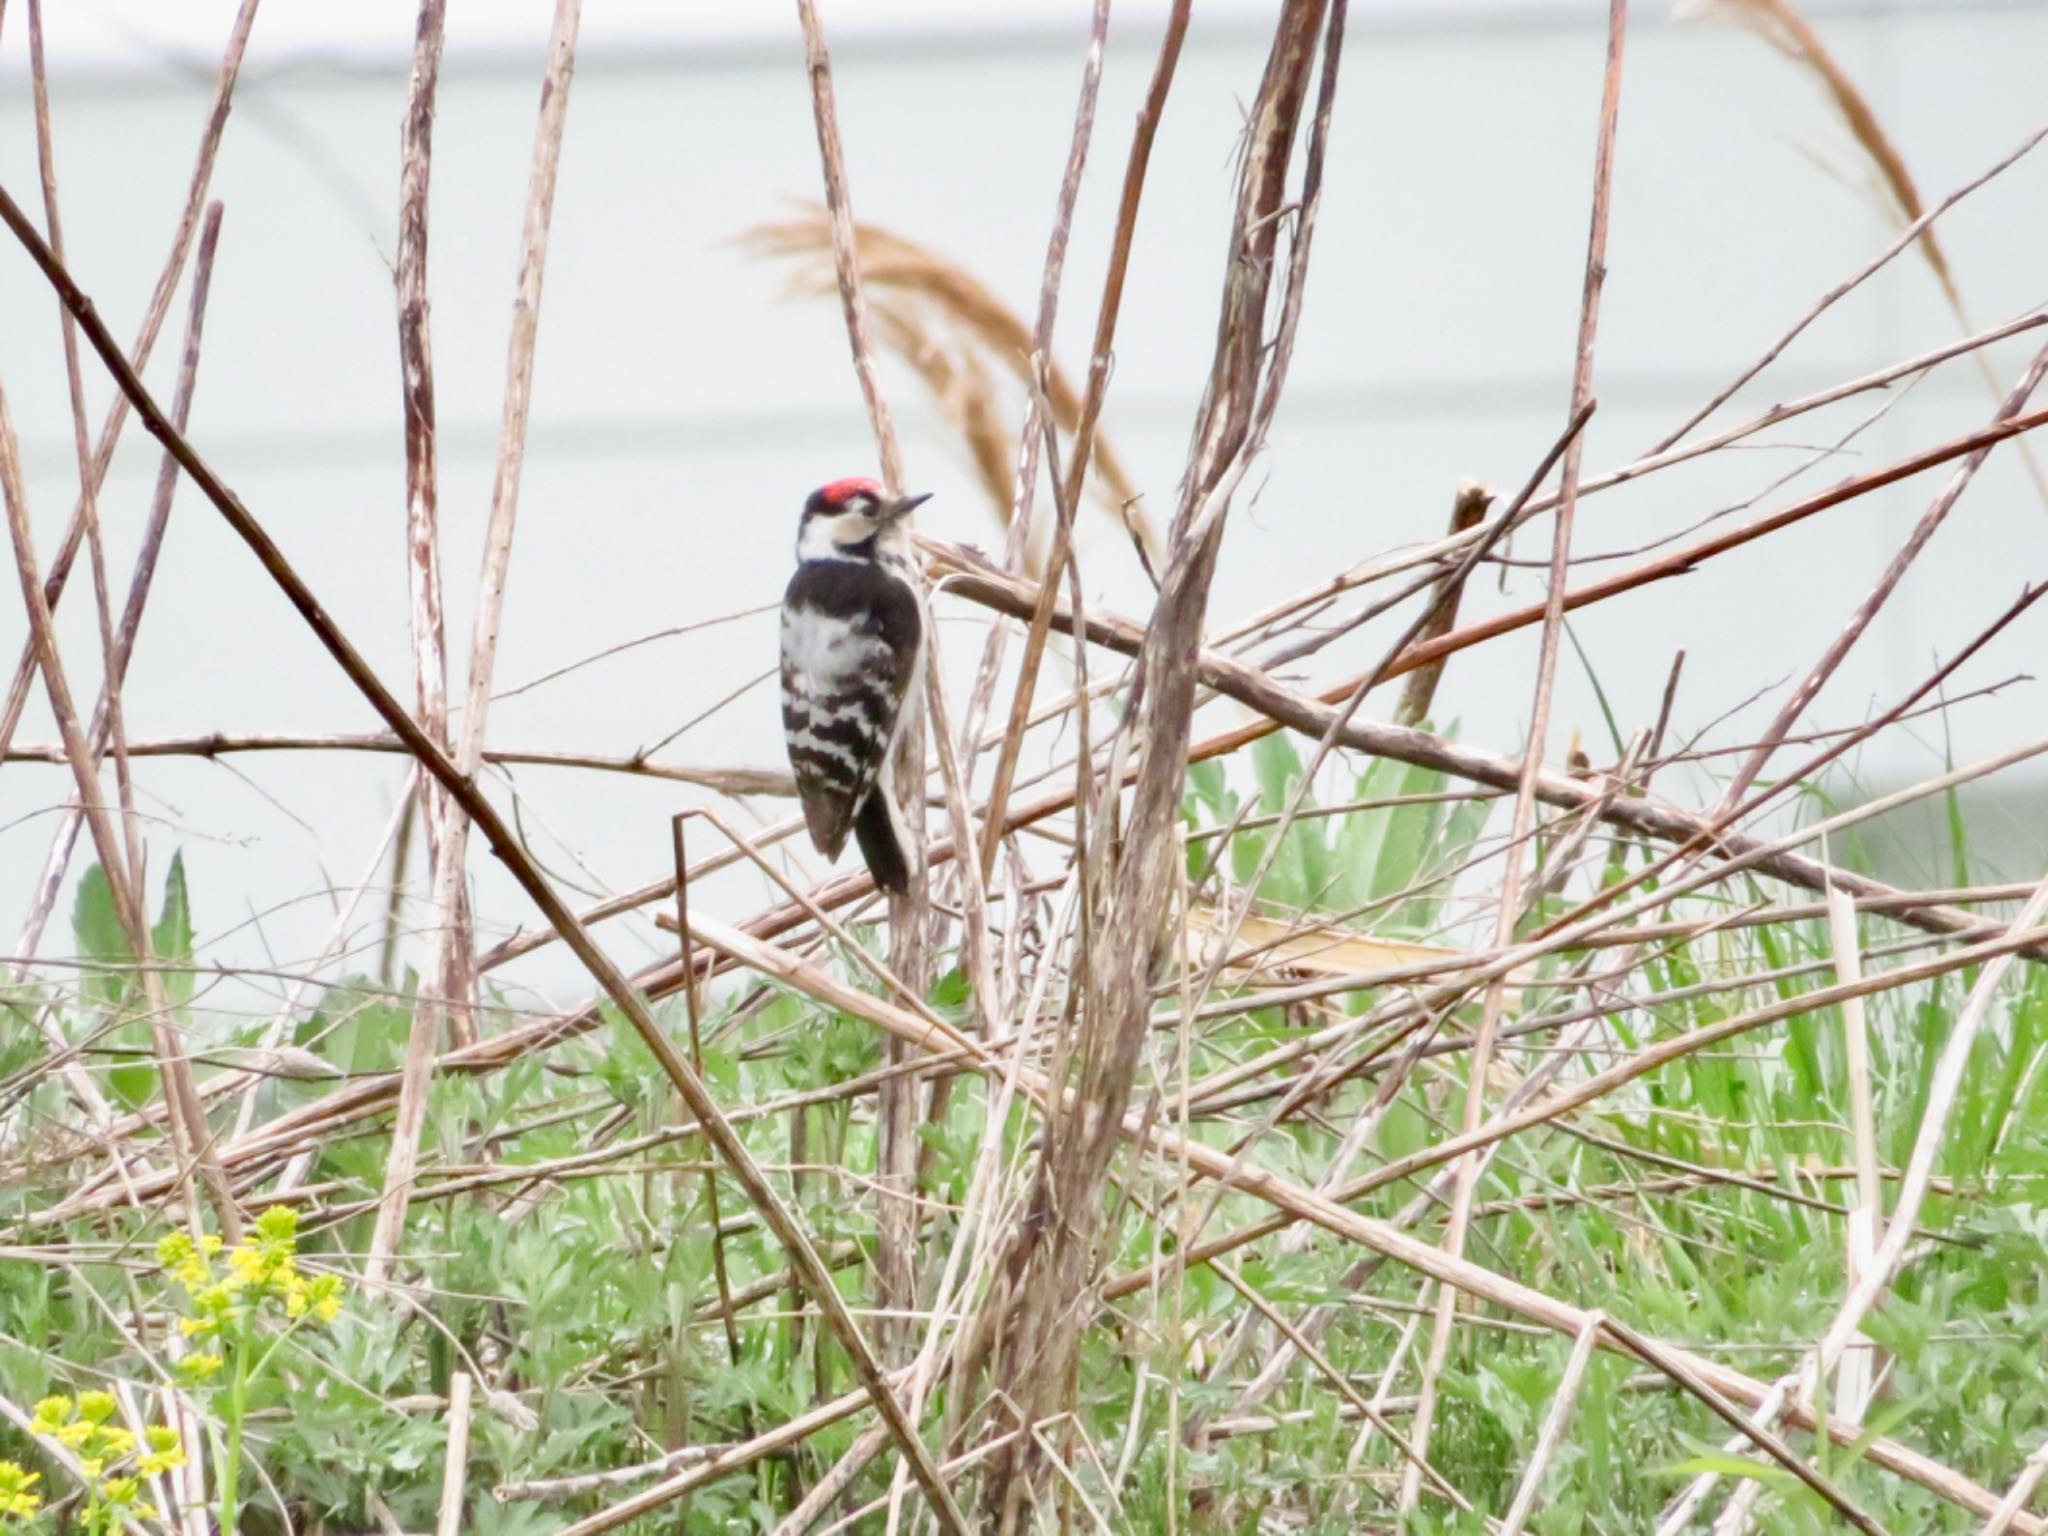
[779,478,931,896]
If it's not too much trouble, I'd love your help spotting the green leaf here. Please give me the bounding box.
[72,862,131,1010]
[1369,759,1450,930]
[1185,758,1232,821]
[152,849,195,1008]
[1330,756,1402,914]
[1248,732,1316,907]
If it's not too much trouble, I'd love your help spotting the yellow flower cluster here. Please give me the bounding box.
[155,1206,345,1346]
[26,1396,184,1527]
[0,1460,39,1523]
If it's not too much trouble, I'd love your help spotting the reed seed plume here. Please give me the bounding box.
[740,208,1161,567]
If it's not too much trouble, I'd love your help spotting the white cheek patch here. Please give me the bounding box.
[796,509,877,561]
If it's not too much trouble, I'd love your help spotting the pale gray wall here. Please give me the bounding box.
[3,2,2045,1008]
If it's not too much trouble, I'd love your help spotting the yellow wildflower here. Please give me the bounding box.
[137,1425,186,1478]
[28,1396,69,1434]
[75,1392,116,1425]
[0,1460,41,1521]
[137,1447,185,1477]
[307,1273,346,1323]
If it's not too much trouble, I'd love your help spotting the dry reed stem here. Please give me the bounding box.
[1407,3,1624,1507]
[371,0,454,1289]
[964,0,1123,884]
[790,0,935,1372]
[1602,1314,1885,1535]
[995,0,1110,563]
[976,6,1343,1523]
[441,0,583,1020]
[4,180,220,1158]
[12,205,227,972]
[1057,0,1189,551]
[1497,1310,1603,1536]
[0,373,237,1243]
[24,0,146,938]
[20,10,220,1234]
[0,181,971,1536]
[0,0,261,767]
[373,0,582,1283]
[956,0,1115,803]
[1392,480,1491,728]
[1978,1441,2048,1536]
[548,1374,909,1536]
[2,192,222,1217]
[976,373,1085,882]
[24,7,192,1248]
[435,1370,473,1536]
[1827,881,1882,1420]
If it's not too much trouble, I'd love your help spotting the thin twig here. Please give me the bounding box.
[1651,114,2048,453]
[1,732,794,794]
[0,175,971,1536]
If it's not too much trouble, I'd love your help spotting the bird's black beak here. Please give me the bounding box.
[880,491,932,523]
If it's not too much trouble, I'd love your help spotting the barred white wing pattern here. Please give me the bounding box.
[778,557,923,862]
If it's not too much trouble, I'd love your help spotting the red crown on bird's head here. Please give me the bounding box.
[814,477,883,508]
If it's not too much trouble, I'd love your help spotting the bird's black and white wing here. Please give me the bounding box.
[778,561,923,859]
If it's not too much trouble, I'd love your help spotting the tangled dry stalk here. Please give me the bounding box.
[3,1,2048,1533]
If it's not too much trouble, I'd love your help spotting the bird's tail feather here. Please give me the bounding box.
[854,788,912,897]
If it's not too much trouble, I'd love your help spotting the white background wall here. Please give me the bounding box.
[3,1,2045,1013]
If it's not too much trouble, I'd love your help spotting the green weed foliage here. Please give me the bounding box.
[2,735,2045,1533]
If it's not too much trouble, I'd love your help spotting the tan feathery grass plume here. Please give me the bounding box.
[740,208,1161,569]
